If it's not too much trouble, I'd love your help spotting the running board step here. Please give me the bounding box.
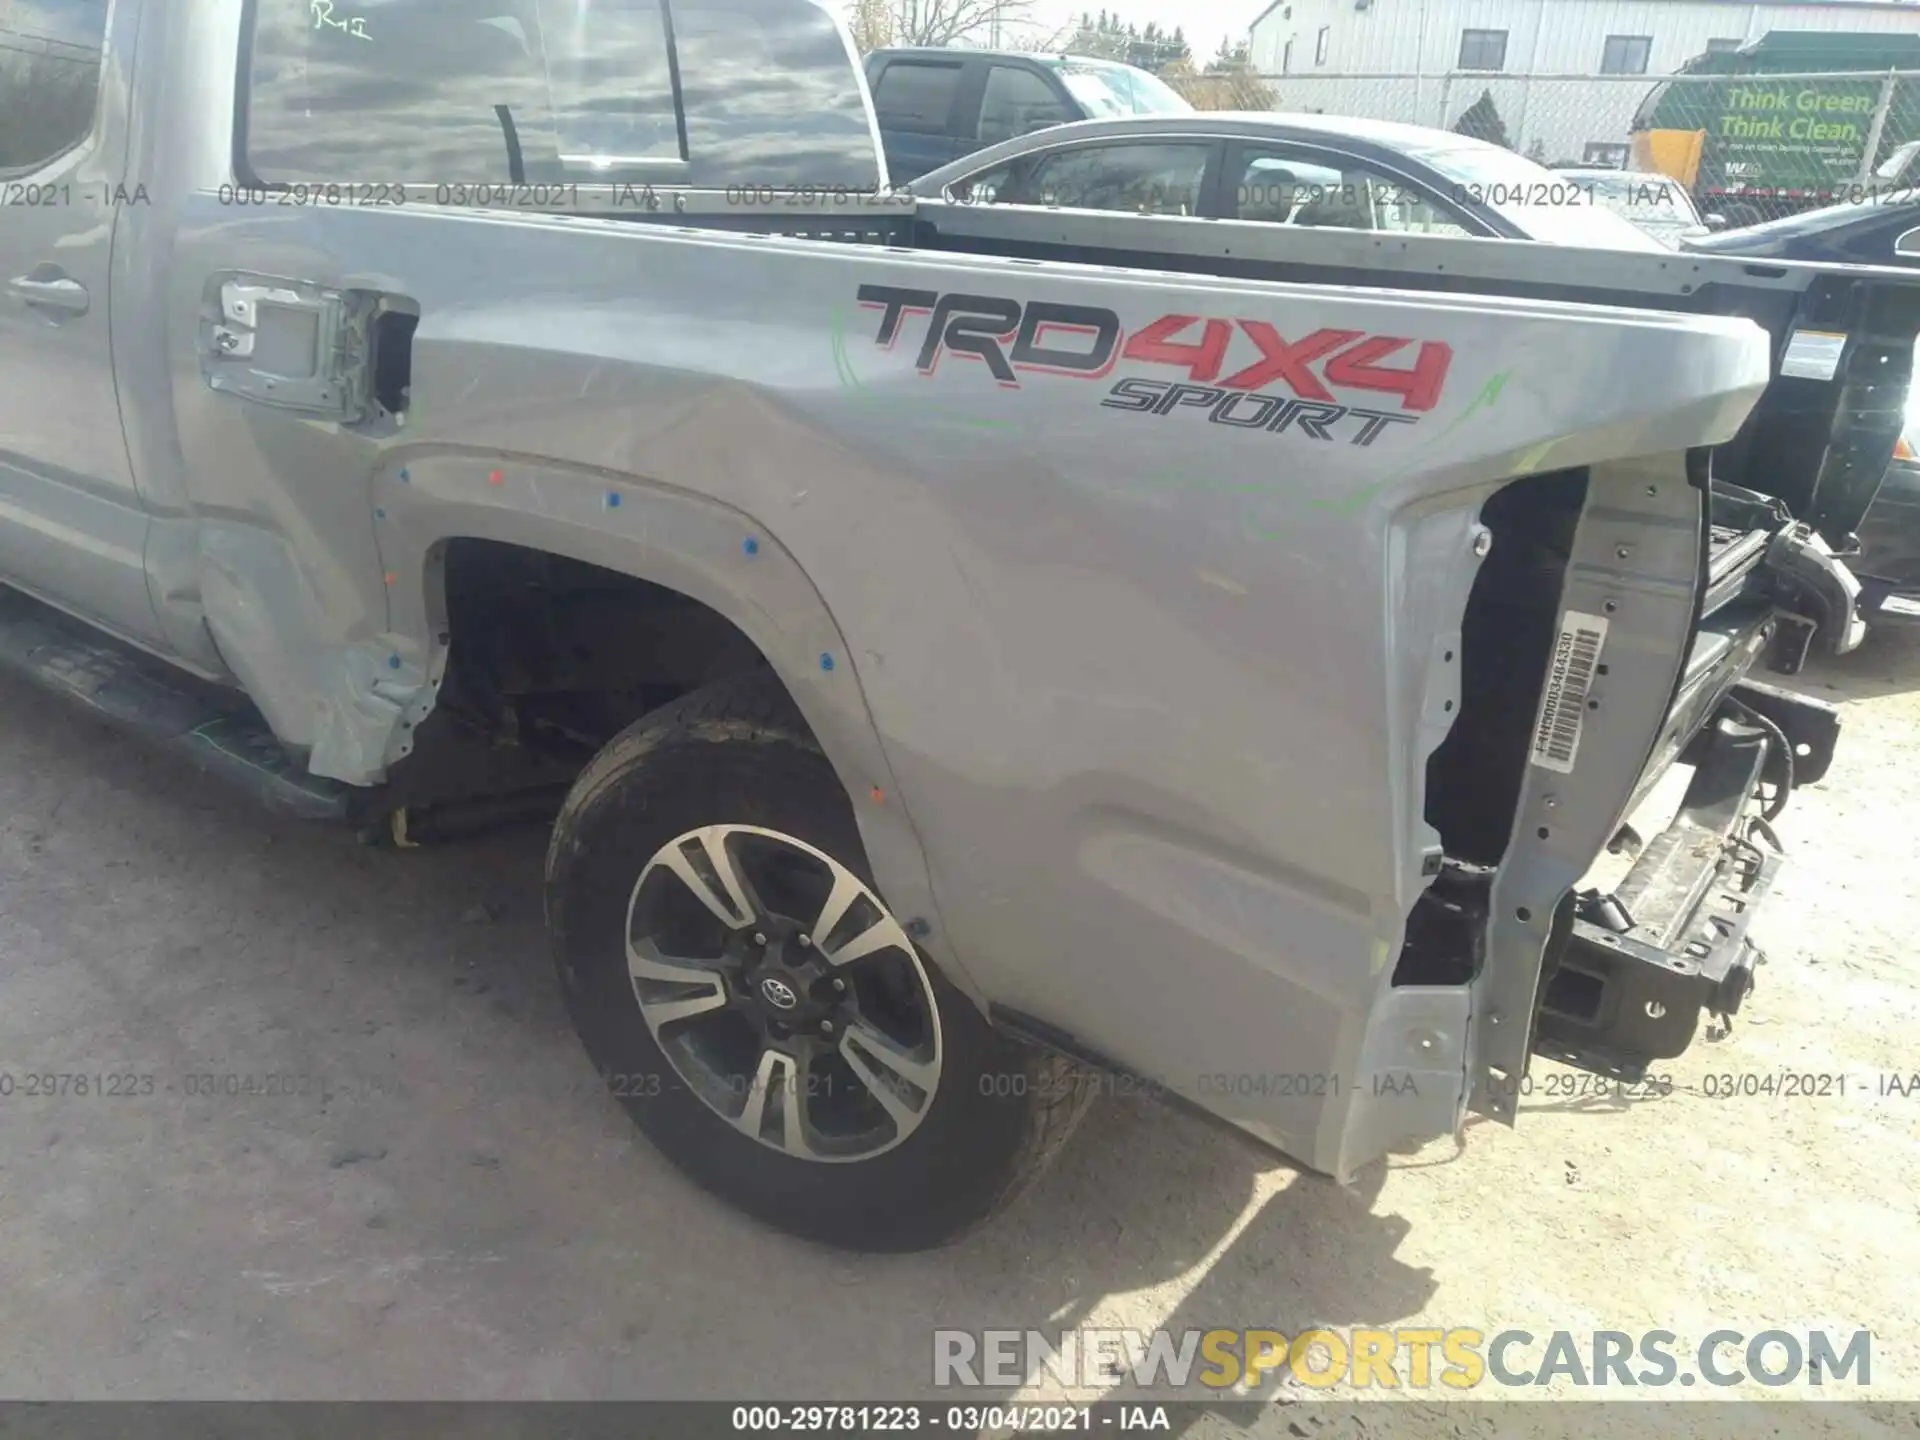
[0,586,354,823]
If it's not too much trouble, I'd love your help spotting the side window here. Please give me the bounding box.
[244,0,683,185]
[1235,156,1344,223]
[1370,176,1476,236]
[1599,35,1652,76]
[0,0,109,173]
[871,60,963,135]
[1231,149,1475,237]
[544,0,680,165]
[673,0,877,187]
[976,66,1074,146]
[946,161,1012,204]
[1011,142,1210,216]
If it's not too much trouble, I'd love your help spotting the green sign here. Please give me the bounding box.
[1705,80,1882,189]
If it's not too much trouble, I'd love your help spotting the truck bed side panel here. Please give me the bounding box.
[154,199,1766,1169]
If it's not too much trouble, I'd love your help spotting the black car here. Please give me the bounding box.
[1681,191,1920,266]
[1684,195,1920,625]
[1853,421,1920,625]
[1685,196,1920,624]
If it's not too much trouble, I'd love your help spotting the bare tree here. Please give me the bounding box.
[1001,18,1079,52]
[1062,11,1189,69]
[1161,46,1275,111]
[880,0,1038,49]
[847,0,895,51]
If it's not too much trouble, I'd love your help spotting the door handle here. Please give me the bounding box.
[8,274,90,316]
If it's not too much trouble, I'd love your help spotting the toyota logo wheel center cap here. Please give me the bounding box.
[759,976,800,1011]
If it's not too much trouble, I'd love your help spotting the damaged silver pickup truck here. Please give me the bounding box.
[3,0,1916,1250]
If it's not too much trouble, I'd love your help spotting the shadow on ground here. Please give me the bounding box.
[1795,618,1920,702]
[0,675,1436,1407]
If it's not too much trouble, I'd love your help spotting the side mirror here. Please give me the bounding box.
[1896,226,1920,258]
[1705,213,1729,231]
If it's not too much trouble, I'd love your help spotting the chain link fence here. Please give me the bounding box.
[1165,69,1920,221]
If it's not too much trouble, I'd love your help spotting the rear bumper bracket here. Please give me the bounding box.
[1531,711,1784,1080]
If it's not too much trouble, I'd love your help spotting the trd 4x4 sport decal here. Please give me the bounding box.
[855,284,1453,447]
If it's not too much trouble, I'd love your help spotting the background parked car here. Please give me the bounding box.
[1682,196,1920,631]
[1550,166,1722,249]
[864,47,1191,183]
[1681,192,1920,267]
[1853,383,1920,626]
[909,112,1666,251]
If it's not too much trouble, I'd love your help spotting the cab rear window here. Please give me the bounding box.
[241,0,877,190]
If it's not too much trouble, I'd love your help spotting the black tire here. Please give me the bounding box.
[544,671,1093,1251]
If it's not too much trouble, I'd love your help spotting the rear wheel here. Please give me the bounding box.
[544,673,1093,1250]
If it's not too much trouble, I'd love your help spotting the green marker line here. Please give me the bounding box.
[1235,366,1517,538]
[829,309,1013,431]
[1306,366,1513,515]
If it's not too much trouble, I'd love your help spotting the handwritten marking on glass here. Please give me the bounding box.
[311,0,372,38]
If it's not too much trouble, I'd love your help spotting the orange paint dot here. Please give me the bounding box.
[384,573,397,586]
[488,469,504,485]
[870,786,886,804]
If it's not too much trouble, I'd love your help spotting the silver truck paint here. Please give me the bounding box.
[0,0,1884,1214]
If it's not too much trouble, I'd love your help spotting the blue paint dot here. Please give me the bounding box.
[374,508,386,521]
[398,468,410,483]
[388,655,402,671]
[606,492,621,509]
[819,652,835,673]
[742,536,760,556]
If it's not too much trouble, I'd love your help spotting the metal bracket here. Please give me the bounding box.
[1468,456,1705,1123]
[1535,845,1778,1080]
[1765,521,1867,655]
[202,276,372,423]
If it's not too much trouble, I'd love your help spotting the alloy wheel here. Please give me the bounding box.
[623,824,943,1162]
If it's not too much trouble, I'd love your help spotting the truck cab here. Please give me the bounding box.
[863,46,1192,182]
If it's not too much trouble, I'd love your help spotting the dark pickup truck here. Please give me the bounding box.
[864,45,1192,181]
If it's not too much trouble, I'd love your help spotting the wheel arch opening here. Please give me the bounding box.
[383,536,847,824]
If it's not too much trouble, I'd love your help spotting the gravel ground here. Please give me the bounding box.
[1,619,1916,1433]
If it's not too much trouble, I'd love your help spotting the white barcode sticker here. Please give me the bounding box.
[1529,610,1609,774]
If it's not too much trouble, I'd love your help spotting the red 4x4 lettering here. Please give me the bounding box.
[1122,314,1453,413]
[1219,324,1363,399]
[1323,334,1453,413]
[1120,315,1234,383]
